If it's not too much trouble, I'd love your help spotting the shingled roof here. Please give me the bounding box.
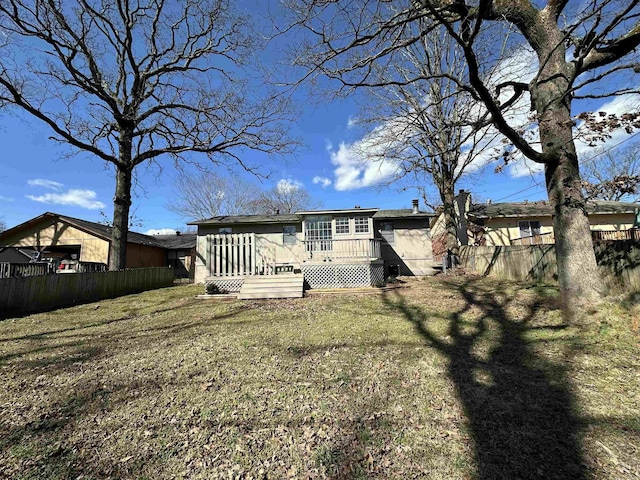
[468,200,639,219]
[151,233,197,250]
[189,208,436,225]
[373,209,435,219]
[188,214,301,226]
[0,212,164,248]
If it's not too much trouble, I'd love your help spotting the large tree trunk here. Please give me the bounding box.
[531,25,603,314]
[440,175,459,255]
[540,111,603,307]
[109,129,134,271]
[109,166,132,270]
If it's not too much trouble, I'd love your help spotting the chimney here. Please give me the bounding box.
[176,231,181,236]
[275,208,280,215]
[354,205,361,209]
[412,198,419,214]
[486,199,492,204]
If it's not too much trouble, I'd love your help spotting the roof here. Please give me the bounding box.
[296,208,379,215]
[151,233,197,250]
[468,200,639,219]
[373,209,435,220]
[0,212,164,248]
[189,207,436,226]
[189,214,301,226]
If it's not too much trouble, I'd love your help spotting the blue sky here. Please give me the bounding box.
[0,95,547,234]
[0,2,637,235]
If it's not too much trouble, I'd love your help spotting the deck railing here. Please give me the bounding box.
[592,228,640,241]
[303,238,381,261]
[0,262,55,278]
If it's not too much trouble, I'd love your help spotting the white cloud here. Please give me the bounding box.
[328,136,400,191]
[312,176,332,188]
[276,178,303,194]
[0,195,13,202]
[26,189,105,209]
[145,228,179,236]
[327,46,539,191]
[28,178,64,190]
[347,116,358,129]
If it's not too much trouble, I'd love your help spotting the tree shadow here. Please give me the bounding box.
[382,279,588,479]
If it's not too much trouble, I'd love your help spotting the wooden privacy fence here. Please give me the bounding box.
[459,241,640,291]
[0,267,174,315]
[205,233,259,277]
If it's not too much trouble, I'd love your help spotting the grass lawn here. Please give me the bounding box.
[0,276,638,479]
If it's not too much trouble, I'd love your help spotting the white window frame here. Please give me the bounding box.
[283,225,297,245]
[354,216,370,234]
[305,216,333,251]
[335,217,350,235]
[381,222,394,244]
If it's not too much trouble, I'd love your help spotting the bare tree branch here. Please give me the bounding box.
[0,0,297,269]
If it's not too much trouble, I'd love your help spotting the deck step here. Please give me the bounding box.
[238,274,304,300]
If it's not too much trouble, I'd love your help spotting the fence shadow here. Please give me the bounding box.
[382,279,588,479]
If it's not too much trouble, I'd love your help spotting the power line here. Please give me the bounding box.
[494,179,544,202]
[493,132,640,203]
[578,130,640,167]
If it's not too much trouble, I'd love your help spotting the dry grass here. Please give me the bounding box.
[0,277,638,479]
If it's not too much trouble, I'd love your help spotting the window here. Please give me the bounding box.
[335,217,350,234]
[354,216,369,233]
[381,222,394,244]
[305,216,333,251]
[518,221,541,238]
[218,227,232,234]
[283,225,297,245]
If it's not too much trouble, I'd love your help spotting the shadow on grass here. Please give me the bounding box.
[0,303,249,374]
[382,278,588,480]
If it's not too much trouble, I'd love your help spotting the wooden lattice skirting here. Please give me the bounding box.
[301,263,384,289]
[205,277,245,294]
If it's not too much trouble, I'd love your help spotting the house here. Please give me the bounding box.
[189,200,436,291]
[0,212,168,269]
[151,232,197,278]
[432,190,640,246]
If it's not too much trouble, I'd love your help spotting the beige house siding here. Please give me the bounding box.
[588,213,635,231]
[483,216,554,246]
[2,220,110,263]
[376,218,433,275]
[481,213,636,246]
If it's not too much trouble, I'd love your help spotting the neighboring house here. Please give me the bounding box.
[433,190,640,246]
[0,212,167,269]
[152,233,197,278]
[189,200,436,289]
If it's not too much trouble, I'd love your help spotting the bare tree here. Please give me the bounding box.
[250,179,320,214]
[286,0,640,317]
[168,170,260,221]
[581,142,640,201]
[0,218,6,233]
[0,0,295,270]
[349,24,502,255]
